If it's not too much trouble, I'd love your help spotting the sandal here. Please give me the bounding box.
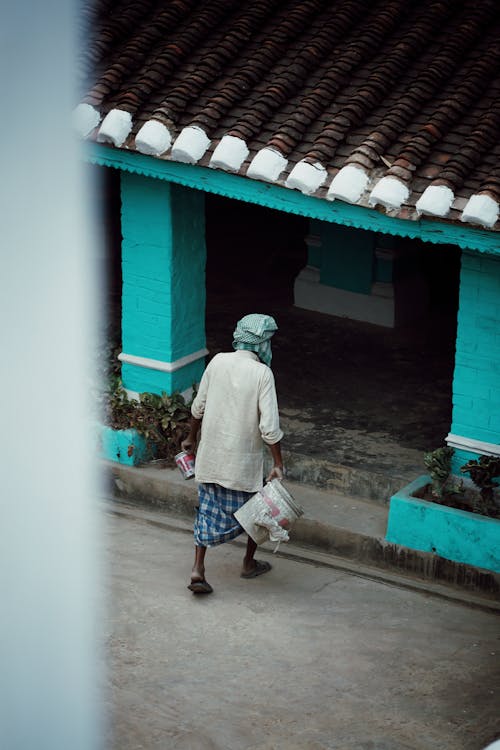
[241,560,272,579]
[188,579,213,594]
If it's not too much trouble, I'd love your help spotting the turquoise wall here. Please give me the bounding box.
[121,358,204,396]
[374,234,398,283]
[386,476,500,573]
[99,424,151,466]
[307,241,322,270]
[120,172,206,395]
[310,220,374,294]
[374,255,393,283]
[306,223,401,294]
[451,252,500,451]
[451,448,482,475]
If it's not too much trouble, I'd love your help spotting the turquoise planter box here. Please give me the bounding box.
[386,475,500,573]
[98,424,152,466]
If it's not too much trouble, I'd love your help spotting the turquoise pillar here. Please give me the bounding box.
[318,222,374,294]
[295,222,429,327]
[119,172,207,396]
[294,221,397,326]
[448,251,500,472]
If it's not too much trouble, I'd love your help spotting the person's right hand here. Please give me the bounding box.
[266,465,284,482]
[181,436,195,454]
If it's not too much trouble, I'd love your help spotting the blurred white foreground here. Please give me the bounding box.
[0,3,102,749]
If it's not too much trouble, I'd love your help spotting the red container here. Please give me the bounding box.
[175,451,195,479]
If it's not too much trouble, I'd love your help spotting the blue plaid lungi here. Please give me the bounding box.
[194,483,253,547]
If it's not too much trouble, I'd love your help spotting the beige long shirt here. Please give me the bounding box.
[191,350,283,492]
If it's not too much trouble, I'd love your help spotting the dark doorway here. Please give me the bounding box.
[204,195,461,495]
[91,164,122,345]
[419,239,461,320]
[205,194,308,312]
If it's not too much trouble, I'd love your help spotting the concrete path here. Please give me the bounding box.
[104,462,500,605]
[102,503,500,750]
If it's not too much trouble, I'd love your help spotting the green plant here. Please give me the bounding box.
[460,455,500,519]
[102,378,195,461]
[92,332,195,461]
[423,446,458,500]
[136,390,193,457]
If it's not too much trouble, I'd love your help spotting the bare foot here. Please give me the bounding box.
[191,565,205,583]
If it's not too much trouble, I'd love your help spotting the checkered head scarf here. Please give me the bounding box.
[232,314,278,367]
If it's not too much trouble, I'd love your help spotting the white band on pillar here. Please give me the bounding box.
[118,348,208,373]
[125,386,195,402]
[445,433,500,457]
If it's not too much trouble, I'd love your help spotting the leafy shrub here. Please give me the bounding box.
[423,446,460,500]
[92,332,194,461]
[102,379,194,461]
[421,448,500,519]
[460,455,500,519]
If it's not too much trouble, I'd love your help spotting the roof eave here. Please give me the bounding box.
[84,142,500,255]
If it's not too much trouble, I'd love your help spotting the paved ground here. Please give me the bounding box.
[103,503,500,750]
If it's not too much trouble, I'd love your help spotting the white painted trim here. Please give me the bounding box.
[369,177,409,210]
[73,103,101,138]
[294,267,396,327]
[416,185,454,218]
[135,119,172,156]
[124,389,141,402]
[125,385,194,402]
[285,160,327,195]
[461,194,499,229]
[209,135,249,172]
[119,348,208,373]
[171,126,210,164]
[247,147,288,182]
[371,281,394,299]
[445,434,500,457]
[97,108,133,147]
[327,164,369,204]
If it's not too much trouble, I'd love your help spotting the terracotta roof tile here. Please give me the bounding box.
[78,0,500,229]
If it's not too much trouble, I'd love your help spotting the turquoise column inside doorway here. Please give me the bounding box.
[448,251,500,471]
[294,221,402,326]
[318,222,374,293]
[119,172,207,397]
[294,221,429,327]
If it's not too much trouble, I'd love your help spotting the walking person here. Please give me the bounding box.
[181,314,284,594]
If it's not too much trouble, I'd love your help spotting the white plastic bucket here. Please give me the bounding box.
[234,479,304,546]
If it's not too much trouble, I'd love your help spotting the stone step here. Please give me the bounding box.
[281,449,417,504]
[278,413,425,504]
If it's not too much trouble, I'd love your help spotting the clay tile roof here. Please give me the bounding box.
[77,0,500,230]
